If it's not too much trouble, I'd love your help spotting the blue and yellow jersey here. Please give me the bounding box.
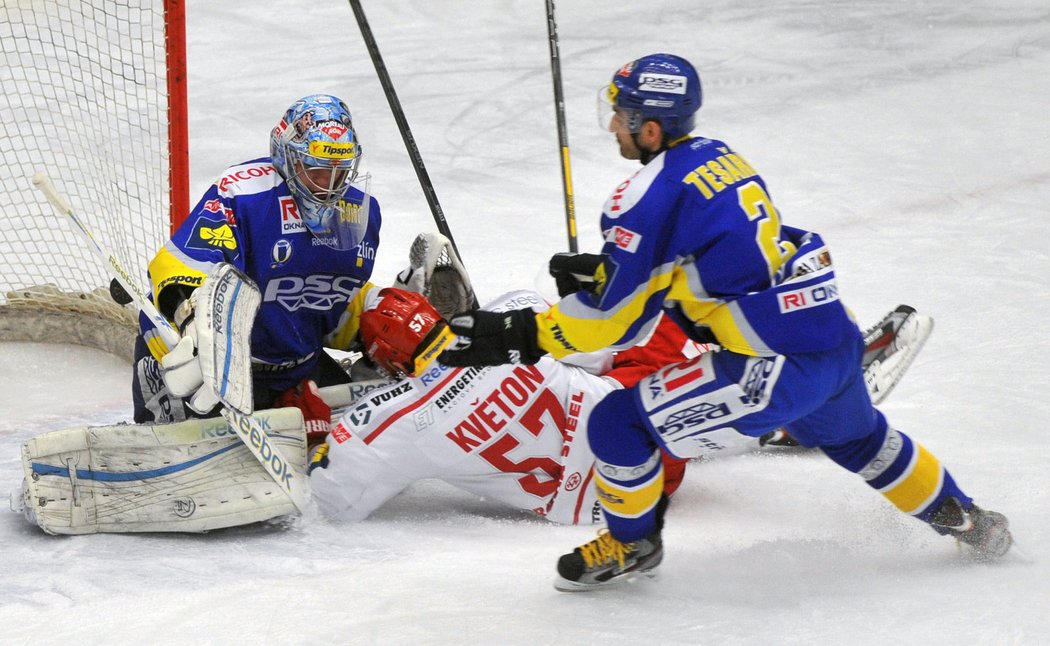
[537,137,856,359]
[141,157,382,391]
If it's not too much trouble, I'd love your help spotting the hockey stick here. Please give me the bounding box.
[31,173,311,513]
[545,0,578,253]
[29,175,181,350]
[347,0,479,309]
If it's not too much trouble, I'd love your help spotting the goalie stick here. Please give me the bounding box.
[31,173,311,514]
[347,0,479,310]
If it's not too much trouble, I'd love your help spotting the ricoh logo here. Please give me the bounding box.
[263,274,360,311]
[778,283,839,313]
[608,178,631,214]
[218,164,276,191]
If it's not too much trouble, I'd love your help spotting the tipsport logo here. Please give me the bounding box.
[308,140,356,159]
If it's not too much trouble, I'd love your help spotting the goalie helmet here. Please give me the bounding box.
[270,94,368,250]
[360,288,451,377]
[598,53,702,140]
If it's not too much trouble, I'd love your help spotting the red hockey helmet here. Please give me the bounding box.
[360,288,452,377]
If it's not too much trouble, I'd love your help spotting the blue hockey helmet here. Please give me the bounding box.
[270,94,369,250]
[598,53,702,140]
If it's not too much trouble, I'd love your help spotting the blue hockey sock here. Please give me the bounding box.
[593,451,664,543]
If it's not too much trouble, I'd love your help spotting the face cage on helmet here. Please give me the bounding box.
[287,149,360,211]
[597,83,644,134]
[287,165,371,251]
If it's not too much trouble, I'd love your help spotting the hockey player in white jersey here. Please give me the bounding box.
[308,282,929,525]
[309,287,698,524]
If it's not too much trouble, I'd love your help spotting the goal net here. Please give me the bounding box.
[0,0,187,361]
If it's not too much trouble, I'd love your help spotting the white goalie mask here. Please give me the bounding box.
[270,94,371,250]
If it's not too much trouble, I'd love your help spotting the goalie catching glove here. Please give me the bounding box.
[159,291,220,415]
[440,308,544,367]
[360,288,456,377]
[393,232,474,319]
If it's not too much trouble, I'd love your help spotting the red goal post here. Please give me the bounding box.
[0,0,189,360]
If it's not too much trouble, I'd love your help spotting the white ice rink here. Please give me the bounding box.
[2,1,1049,643]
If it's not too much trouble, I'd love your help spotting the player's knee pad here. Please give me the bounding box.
[594,450,664,542]
[588,387,657,466]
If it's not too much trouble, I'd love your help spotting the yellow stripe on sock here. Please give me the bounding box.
[594,469,664,519]
[880,444,943,514]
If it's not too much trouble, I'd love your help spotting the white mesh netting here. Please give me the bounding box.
[0,0,174,360]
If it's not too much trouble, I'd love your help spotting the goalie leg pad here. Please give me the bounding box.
[18,408,307,534]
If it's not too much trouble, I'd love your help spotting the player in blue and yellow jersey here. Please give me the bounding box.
[441,54,1012,589]
[133,94,382,423]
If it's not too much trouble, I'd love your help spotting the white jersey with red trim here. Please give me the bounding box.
[309,357,616,525]
[308,289,751,524]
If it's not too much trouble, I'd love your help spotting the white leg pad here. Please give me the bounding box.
[17,408,306,534]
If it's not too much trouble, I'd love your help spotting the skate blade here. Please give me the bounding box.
[553,568,660,593]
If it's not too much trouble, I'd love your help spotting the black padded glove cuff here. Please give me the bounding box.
[441,308,544,367]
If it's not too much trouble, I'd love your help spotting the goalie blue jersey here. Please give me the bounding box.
[537,137,857,359]
[141,157,382,392]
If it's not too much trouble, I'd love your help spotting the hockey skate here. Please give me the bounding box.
[554,528,664,592]
[930,497,1012,561]
[758,304,933,449]
[862,304,933,405]
[758,428,800,447]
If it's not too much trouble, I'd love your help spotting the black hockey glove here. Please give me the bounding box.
[548,252,605,298]
[440,308,545,367]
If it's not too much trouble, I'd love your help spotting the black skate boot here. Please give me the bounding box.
[930,497,1012,561]
[554,528,663,592]
[554,495,667,591]
[759,428,800,447]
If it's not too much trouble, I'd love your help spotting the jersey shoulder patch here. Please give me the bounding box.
[601,156,666,220]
